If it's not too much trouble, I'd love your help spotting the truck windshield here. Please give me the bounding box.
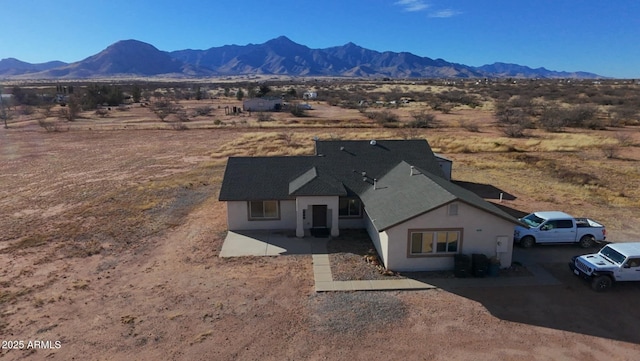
[521,214,545,227]
[600,246,626,264]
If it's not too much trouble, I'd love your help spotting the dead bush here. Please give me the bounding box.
[459,120,480,132]
[95,108,109,118]
[37,118,61,132]
[170,121,188,131]
[256,112,273,122]
[278,132,296,146]
[194,106,212,116]
[538,104,566,132]
[370,110,399,126]
[614,132,634,147]
[500,123,528,138]
[601,144,620,159]
[407,110,436,128]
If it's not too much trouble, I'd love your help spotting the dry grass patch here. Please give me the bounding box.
[209,129,418,158]
[430,131,619,154]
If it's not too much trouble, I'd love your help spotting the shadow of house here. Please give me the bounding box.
[324,228,640,344]
[434,262,640,345]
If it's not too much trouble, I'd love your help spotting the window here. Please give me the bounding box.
[339,197,362,218]
[626,258,640,268]
[541,219,573,230]
[248,200,279,220]
[522,214,545,227]
[409,230,460,256]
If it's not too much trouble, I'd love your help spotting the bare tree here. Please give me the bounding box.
[0,90,11,129]
[58,94,81,122]
[151,99,180,122]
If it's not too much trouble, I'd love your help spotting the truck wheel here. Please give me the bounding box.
[579,236,595,248]
[591,275,612,292]
[520,236,535,248]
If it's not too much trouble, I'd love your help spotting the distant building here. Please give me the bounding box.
[242,97,282,112]
[303,91,317,100]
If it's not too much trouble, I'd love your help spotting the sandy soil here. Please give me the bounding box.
[2,116,640,360]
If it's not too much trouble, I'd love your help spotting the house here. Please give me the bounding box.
[242,97,282,112]
[218,139,519,271]
[303,91,317,99]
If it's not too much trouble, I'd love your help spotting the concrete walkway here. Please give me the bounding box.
[219,230,562,292]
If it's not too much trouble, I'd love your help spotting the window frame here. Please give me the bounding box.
[407,228,463,257]
[247,200,280,220]
[338,197,363,218]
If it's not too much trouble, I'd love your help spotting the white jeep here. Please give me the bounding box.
[570,242,640,292]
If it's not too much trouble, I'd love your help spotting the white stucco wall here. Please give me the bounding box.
[226,200,296,230]
[382,201,515,271]
[295,196,339,237]
[365,210,389,266]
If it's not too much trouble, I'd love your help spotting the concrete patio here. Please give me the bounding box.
[220,230,326,257]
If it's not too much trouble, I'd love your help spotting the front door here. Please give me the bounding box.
[312,205,327,228]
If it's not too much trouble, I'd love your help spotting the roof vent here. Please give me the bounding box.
[340,146,345,151]
[370,140,377,146]
[410,165,415,176]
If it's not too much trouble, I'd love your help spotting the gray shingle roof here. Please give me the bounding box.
[288,167,347,196]
[218,139,519,228]
[219,139,442,201]
[361,161,518,230]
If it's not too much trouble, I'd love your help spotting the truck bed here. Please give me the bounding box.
[575,218,604,228]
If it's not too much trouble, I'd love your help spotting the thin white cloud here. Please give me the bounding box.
[395,0,430,12]
[428,9,461,18]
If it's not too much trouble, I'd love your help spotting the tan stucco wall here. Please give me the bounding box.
[382,201,514,271]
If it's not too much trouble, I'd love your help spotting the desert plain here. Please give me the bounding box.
[2,78,640,360]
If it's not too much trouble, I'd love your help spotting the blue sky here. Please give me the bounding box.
[2,0,638,78]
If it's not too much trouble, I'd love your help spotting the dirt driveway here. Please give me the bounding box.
[2,128,640,360]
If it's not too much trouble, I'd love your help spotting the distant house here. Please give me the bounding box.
[242,97,282,112]
[219,139,519,272]
[303,91,317,100]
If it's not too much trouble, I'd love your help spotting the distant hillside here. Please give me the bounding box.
[0,58,67,76]
[475,62,600,79]
[1,37,604,79]
[28,40,209,79]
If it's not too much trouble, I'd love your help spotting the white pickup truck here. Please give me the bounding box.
[514,211,606,248]
[570,242,640,291]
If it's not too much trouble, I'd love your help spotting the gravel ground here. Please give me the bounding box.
[308,292,408,335]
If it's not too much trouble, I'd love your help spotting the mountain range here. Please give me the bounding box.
[0,36,603,79]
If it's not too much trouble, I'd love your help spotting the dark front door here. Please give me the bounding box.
[312,205,328,228]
